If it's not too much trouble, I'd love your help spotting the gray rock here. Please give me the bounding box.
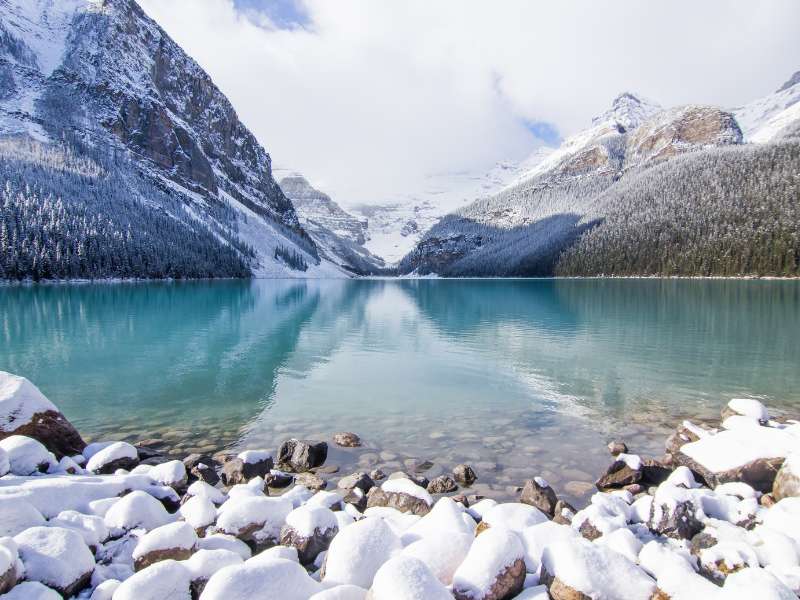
[427,475,458,494]
[279,523,337,565]
[278,439,328,472]
[337,472,374,493]
[520,479,558,517]
[453,464,477,486]
[366,486,431,516]
[648,498,703,540]
[607,441,628,456]
[295,472,327,491]
[595,460,642,490]
[332,432,361,448]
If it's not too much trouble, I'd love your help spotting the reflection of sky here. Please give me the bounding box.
[233,0,310,29]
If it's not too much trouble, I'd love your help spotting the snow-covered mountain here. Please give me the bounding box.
[397,90,786,277]
[734,71,800,143]
[0,0,342,279]
[347,149,553,264]
[277,173,385,274]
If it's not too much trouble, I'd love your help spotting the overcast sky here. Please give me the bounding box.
[137,0,800,206]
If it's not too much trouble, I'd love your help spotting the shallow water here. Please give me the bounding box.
[2,279,799,503]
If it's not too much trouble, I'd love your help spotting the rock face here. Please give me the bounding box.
[624,105,742,168]
[278,439,328,473]
[279,175,384,275]
[0,372,85,458]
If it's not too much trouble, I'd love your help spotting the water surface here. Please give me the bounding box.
[2,279,798,502]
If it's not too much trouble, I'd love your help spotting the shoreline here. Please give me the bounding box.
[2,371,799,598]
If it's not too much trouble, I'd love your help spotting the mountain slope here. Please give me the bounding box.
[278,173,385,275]
[734,71,800,143]
[0,0,339,279]
[398,93,771,277]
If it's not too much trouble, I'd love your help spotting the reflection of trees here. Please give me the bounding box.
[0,280,381,434]
[406,279,800,426]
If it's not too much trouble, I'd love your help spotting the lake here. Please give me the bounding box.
[2,279,799,503]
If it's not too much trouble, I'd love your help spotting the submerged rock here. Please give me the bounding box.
[333,432,362,448]
[453,464,477,486]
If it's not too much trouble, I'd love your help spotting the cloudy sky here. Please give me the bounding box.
[137,0,799,206]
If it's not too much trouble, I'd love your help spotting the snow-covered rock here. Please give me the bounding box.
[0,436,54,475]
[147,460,188,489]
[112,559,191,600]
[369,555,452,600]
[0,448,9,477]
[0,372,85,458]
[773,452,800,501]
[196,534,251,560]
[480,502,548,533]
[541,536,656,600]
[199,558,321,600]
[366,479,433,516]
[103,490,173,532]
[451,527,526,600]
[519,521,579,573]
[401,531,473,585]
[13,526,95,596]
[0,538,21,595]
[132,521,197,571]
[308,584,367,600]
[85,442,138,475]
[0,581,61,600]
[48,510,109,548]
[89,579,120,600]
[279,505,338,565]
[322,517,402,588]
[179,495,217,531]
[215,496,292,546]
[183,549,242,597]
[185,481,227,505]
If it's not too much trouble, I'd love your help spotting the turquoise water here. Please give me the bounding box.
[2,279,799,501]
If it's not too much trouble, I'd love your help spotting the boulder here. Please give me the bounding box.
[366,479,433,516]
[453,464,477,486]
[265,471,294,488]
[183,548,243,598]
[452,528,526,600]
[333,432,361,447]
[0,372,85,458]
[648,489,703,540]
[279,505,338,564]
[607,441,628,456]
[427,475,458,494]
[148,460,188,490]
[104,490,173,532]
[337,471,374,493]
[772,453,800,501]
[370,555,452,600]
[86,441,139,474]
[14,526,95,597]
[215,496,292,547]
[220,459,248,487]
[112,559,192,600]
[520,478,559,517]
[278,439,328,472]
[201,557,321,600]
[595,457,642,490]
[0,435,54,475]
[179,495,217,532]
[322,518,402,588]
[541,537,656,600]
[295,472,328,491]
[132,521,197,570]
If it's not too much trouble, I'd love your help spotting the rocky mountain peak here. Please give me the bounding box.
[592,92,661,132]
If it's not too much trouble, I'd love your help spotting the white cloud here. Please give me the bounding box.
[137,0,800,206]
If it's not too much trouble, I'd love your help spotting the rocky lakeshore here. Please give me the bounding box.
[1,371,800,599]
